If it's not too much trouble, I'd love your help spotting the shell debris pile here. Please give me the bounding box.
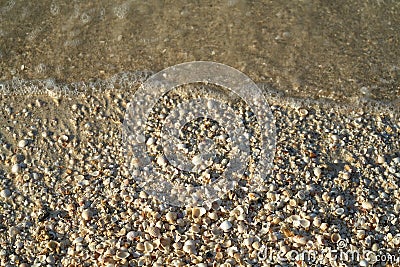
[0,80,399,267]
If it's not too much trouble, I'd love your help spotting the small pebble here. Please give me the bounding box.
[0,189,11,198]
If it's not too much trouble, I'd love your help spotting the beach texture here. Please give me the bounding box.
[0,1,399,266]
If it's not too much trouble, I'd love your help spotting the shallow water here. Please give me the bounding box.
[0,0,399,103]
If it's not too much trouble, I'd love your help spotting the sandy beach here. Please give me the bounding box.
[1,1,399,267]
[0,76,399,266]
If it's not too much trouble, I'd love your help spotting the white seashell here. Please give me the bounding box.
[299,219,310,229]
[362,201,373,210]
[126,231,136,241]
[11,164,21,174]
[18,139,29,148]
[331,134,339,141]
[289,215,301,223]
[116,251,130,259]
[166,211,177,222]
[156,155,167,166]
[298,108,308,116]
[335,207,345,216]
[183,240,196,254]
[292,235,307,245]
[220,220,232,232]
[320,223,329,231]
[82,209,92,221]
[192,155,203,166]
[143,241,154,253]
[147,226,161,238]
[313,217,321,227]
[313,167,322,177]
[377,155,385,164]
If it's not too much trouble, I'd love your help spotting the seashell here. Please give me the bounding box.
[292,235,307,245]
[298,108,308,116]
[147,226,161,238]
[143,241,154,253]
[331,233,341,243]
[136,242,144,251]
[313,167,322,178]
[356,230,365,240]
[126,231,136,241]
[183,240,196,254]
[165,211,177,222]
[316,234,324,246]
[116,251,130,259]
[322,192,330,202]
[377,155,385,164]
[227,246,238,257]
[82,209,92,221]
[289,215,301,223]
[299,219,310,229]
[139,191,147,198]
[243,237,253,247]
[248,192,260,201]
[191,207,206,219]
[320,223,329,231]
[335,207,345,216]
[47,240,59,251]
[191,224,201,233]
[220,220,232,232]
[281,226,294,238]
[18,139,29,148]
[159,237,171,249]
[252,241,261,250]
[11,164,21,174]
[123,195,133,202]
[361,201,373,210]
[313,217,321,227]
[208,212,218,220]
[289,199,297,207]
[90,170,100,177]
[59,134,69,142]
[156,155,167,166]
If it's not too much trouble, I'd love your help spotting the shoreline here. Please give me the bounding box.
[0,80,399,266]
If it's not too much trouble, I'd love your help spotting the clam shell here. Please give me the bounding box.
[220,220,232,232]
[299,219,310,229]
[165,211,177,222]
[159,236,171,249]
[335,207,345,216]
[144,241,154,253]
[191,207,206,219]
[147,226,161,238]
[292,235,308,245]
[116,251,130,259]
